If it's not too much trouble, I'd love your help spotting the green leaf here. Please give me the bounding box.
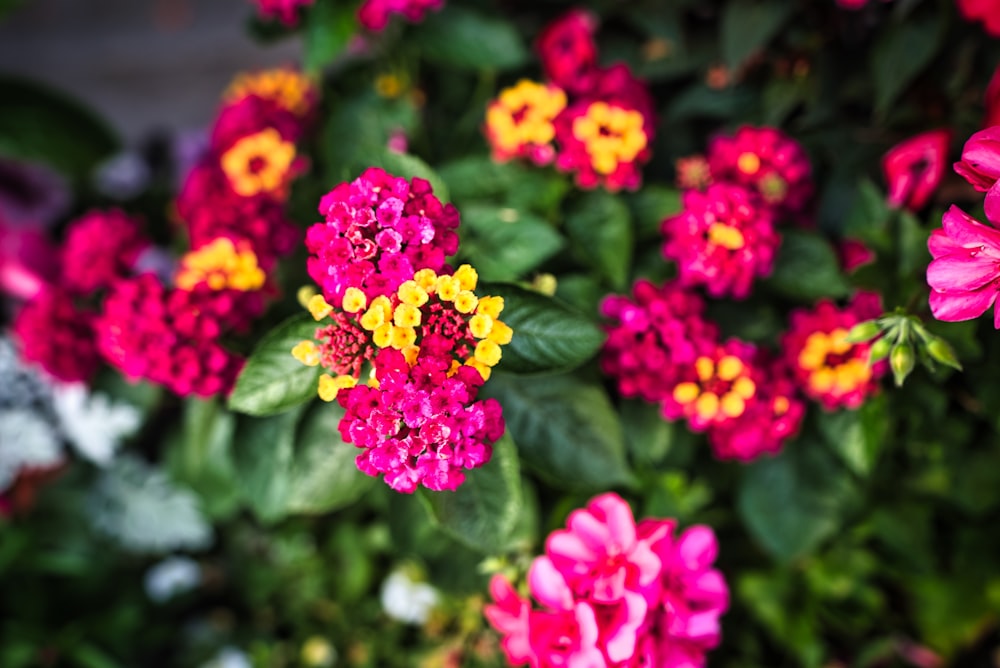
[302,0,357,74]
[361,148,450,202]
[323,93,419,181]
[870,11,945,115]
[669,84,756,121]
[481,283,605,375]
[565,191,633,290]
[165,398,241,519]
[628,186,682,240]
[284,402,375,514]
[412,7,528,71]
[232,409,301,523]
[721,0,794,70]
[817,398,887,477]
[622,399,674,466]
[763,230,851,301]
[229,313,322,416]
[482,373,635,490]
[738,444,858,562]
[461,204,564,281]
[0,76,118,180]
[420,433,523,553]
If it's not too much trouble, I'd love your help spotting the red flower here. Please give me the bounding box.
[536,9,600,94]
[881,129,951,211]
[956,0,1000,36]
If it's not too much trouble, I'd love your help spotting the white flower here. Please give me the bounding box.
[201,647,252,668]
[89,455,212,554]
[0,335,52,409]
[380,570,439,625]
[0,408,63,492]
[52,383,141,466]
[144,556,202,603]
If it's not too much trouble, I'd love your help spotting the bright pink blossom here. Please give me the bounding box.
[254,0,314,26]
[662,183,781,299]
[305,168,459,306]
[839,238,876,273]
[882,129,951,211]
[536,9,600,93]
[707,125,813,218]
[927,205,1000,327]
[13,286,100,383]
[599,280,719,403]
[953,126,1000,200]
[336,346,504,493]
[0,225,57,301]
[782,291,887,410]
[956,0,1000,36]
[61,209,149,295]
[357,0,443,31]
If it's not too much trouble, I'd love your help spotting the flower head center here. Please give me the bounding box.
[174,238,266,292]
[221,128,296,197]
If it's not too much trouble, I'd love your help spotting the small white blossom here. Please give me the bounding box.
[0,335,52,409]
[201,647,252,668]
[380,570,439,625]
[52,383,141,466]
[144,556,202,603]
[0,408,63,492]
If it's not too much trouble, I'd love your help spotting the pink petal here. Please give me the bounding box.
[681,609,722,645]
[928,229,964,258]
[567,509,612,553]
[929,287,997,322]
[547,530,597,565]
[685,570,730,609]
[942,205,1000,249]
[677,526,718,570]
[590,493,637,549]
[926,254,1000,292]
[529,556,575,611]
[986,180,1000,224]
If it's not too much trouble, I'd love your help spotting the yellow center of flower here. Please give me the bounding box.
[174,238,266,292]
[221,128,296,197]
[374,73,404,99]
[797,328,872,396]
[671,354,757,422]
[707,222,746,250]
[572,101,648,176]
[486,79,567,155]
[737,152,761,175]
[224,68,315,116]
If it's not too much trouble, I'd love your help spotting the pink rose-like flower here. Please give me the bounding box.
[484,575,532,665]
[882,129,951,212]
[927,205,1000,326]
[536,9,600,94]
[956,0,1000,36]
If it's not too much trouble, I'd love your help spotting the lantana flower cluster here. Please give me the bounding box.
[483,10,655,192]
[294,169,510,493]
[485,492,729,668]
[13,68,316,398]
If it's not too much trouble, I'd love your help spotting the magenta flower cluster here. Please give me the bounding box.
[305,166,460,307]
[485,493,728,668]
[337,345,504,493]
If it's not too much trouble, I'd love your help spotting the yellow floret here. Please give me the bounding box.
[476,296,504,319]
[393,303,422,328]
[453,264,479,291]
[308,294,333,321]
[342,287,367,314]
[398,280,429,307]
[291,340,320,367]
[475,339,502,367]
[469,313,494,339]
[487,320,514,345]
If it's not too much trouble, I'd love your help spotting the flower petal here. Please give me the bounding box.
[929,287,997,322]
[927,254,1000,292]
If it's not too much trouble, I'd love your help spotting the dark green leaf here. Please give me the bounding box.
[285,402,375,514]
[323,93,419,181]
[412,7,528,71]
[870,12,945,115]
[166,398,241,519]
[303,0,357,74]
[232,409,301,523]
[565,191,633,290]
[460,204,564,281]
[738,444,858,562]
[817,398,887,477]
[362,148,450,202]
[721,0,794,70]
[628,186,682,240]
[229,313,322,416]
[622,399,674,465]
[763,230,851,301]
[482,373,635,490]
[0,76,118,179]
[420,433,523,553]
[481,283,605,375]
[669,84,756,121]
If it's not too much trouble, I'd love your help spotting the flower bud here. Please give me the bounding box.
[926,336,962,371]
[868,336,891,364]
[845,319,882,343]
[890,342,915,387]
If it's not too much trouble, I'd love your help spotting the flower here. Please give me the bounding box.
[13,285,101,383]
[707,125,813,217]
[599,279,719,403]
[676,154,712,190]
[927,205,1000,326]
[0,224,57,301]
[223,67,318,120]
[61,209,149,294]
[144,556,202,603]
[51,383,141,466]
[881,129,951,211]
[485,493,728,667]
[956,0,1000,36]
[782,291,887,409]
[984,65,1000,129]
[554,99,650,192]
[0,407,63,493]
[220,128,299,199]
[536,9,600,93]
[174,237,267,294]
[305,168,460,307]
[839,238,876,273]
[254,0,314,26]
[381,569,440,624]
[485,79,567,166]
[953,126,1000,206]
[357,0,443,32]
[661,183,781,299]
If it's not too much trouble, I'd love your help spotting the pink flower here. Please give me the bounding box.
[956,0,1000,36]
[536,9,600,94]
[357,0,443,32]
[782,291,886,410]
[927,205,1000,326]
[838,238,876,273]
[882,129,951,211]
[484,575,532,665]
[253,0,314,26]
[707,125,813,218]
[61,209,149,295]
[0,225,57,301]
[13,285,100,383]
[837,0,869,8]
[599,279,719,403]
[953,126,1000,194]
[661,184,781,299]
